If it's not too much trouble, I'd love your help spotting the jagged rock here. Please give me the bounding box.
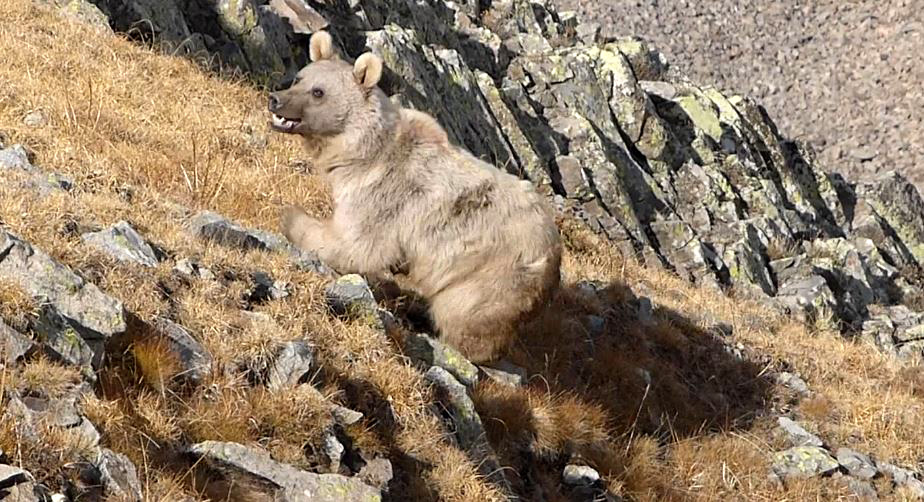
[173,258,215,280]
[321,432,345,473]
[861,305,924,358]
[153,319,212,385]
[836,448,878,480]
[0,320,34,364]
[771,446,839,480]
[0,464,30,489]
[20,395,82,428]
[186,441,382,502]
[330,404,364,427]
[187,210,287,252]
[775,275,837,324]
[405,333,479,386]
[878,462,924,498]
[424,366,510,493]
[267,340,314,390]
[81,221,160,268]
[562,464,600,486]
[0,231,125,368]
[96,448,142,502]
[857,172,924,265]
[776,417,824,447]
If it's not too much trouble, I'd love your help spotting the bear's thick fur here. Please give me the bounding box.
[269,31,562,363]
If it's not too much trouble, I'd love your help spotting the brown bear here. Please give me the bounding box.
[269,31,562,364]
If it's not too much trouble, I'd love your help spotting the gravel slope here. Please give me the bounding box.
[553,0,924,188]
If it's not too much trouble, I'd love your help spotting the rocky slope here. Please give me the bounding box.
[553,0,924,193]
[4,0,924,501]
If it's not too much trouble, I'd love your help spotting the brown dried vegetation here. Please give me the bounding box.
[0,2,922,501]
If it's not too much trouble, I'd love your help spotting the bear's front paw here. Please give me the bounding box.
[280,205,318,248]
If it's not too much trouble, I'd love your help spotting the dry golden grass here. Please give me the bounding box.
[0,1,923,501]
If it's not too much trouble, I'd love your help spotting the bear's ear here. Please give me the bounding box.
[309,31,335,62]
[352,53,383,91]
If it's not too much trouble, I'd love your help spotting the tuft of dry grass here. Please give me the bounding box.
[1,1,923,500]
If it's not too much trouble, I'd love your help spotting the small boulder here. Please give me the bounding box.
[562,464,600,486]
[0,464,30,489]
[174,258,215,280]
[775,372,811,395]
[187,210,286,252]
[325,274,377,318]
[777,417,824,447]
[836,448,878,480]
[406,333,479,386]
[771,446,839,480]
[186,441,381,502]
[154,319,212,385]
[96,448,142,502]
[266,340,314,390]
[81,221,161,268]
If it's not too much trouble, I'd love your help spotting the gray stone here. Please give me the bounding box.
[187,211,287,252]
[480,362,526,387]
[0,145,33,171]
[81,221,160,267]
[324,275,393,331]
[562,464,600,486]
[20,395,81,428]
[34,301,103,370]
[424,366,510,494]
[267,340,314,390]
[0,320,34,364]
[770,446,839,480]
[330,405,363,427]
[0,231,126,345]
[836,448,878,480]
[173,258,215,280]
[321,432,345,473]
[0,464,30,489]
[777,417,824,447]
[155,319,212,385]
[775,372,811,395]
[878,462,924,498]
[96,448,142,502]
[406,333,479,386]
[186,441,381,502]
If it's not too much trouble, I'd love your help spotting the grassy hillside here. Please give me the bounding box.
[1,1,923,501]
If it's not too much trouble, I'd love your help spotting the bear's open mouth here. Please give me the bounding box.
[271,113,301,133]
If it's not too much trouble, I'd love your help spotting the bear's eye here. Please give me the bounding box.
[311,88,325,99]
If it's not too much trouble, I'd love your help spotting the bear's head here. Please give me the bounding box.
[268,31,384,139]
